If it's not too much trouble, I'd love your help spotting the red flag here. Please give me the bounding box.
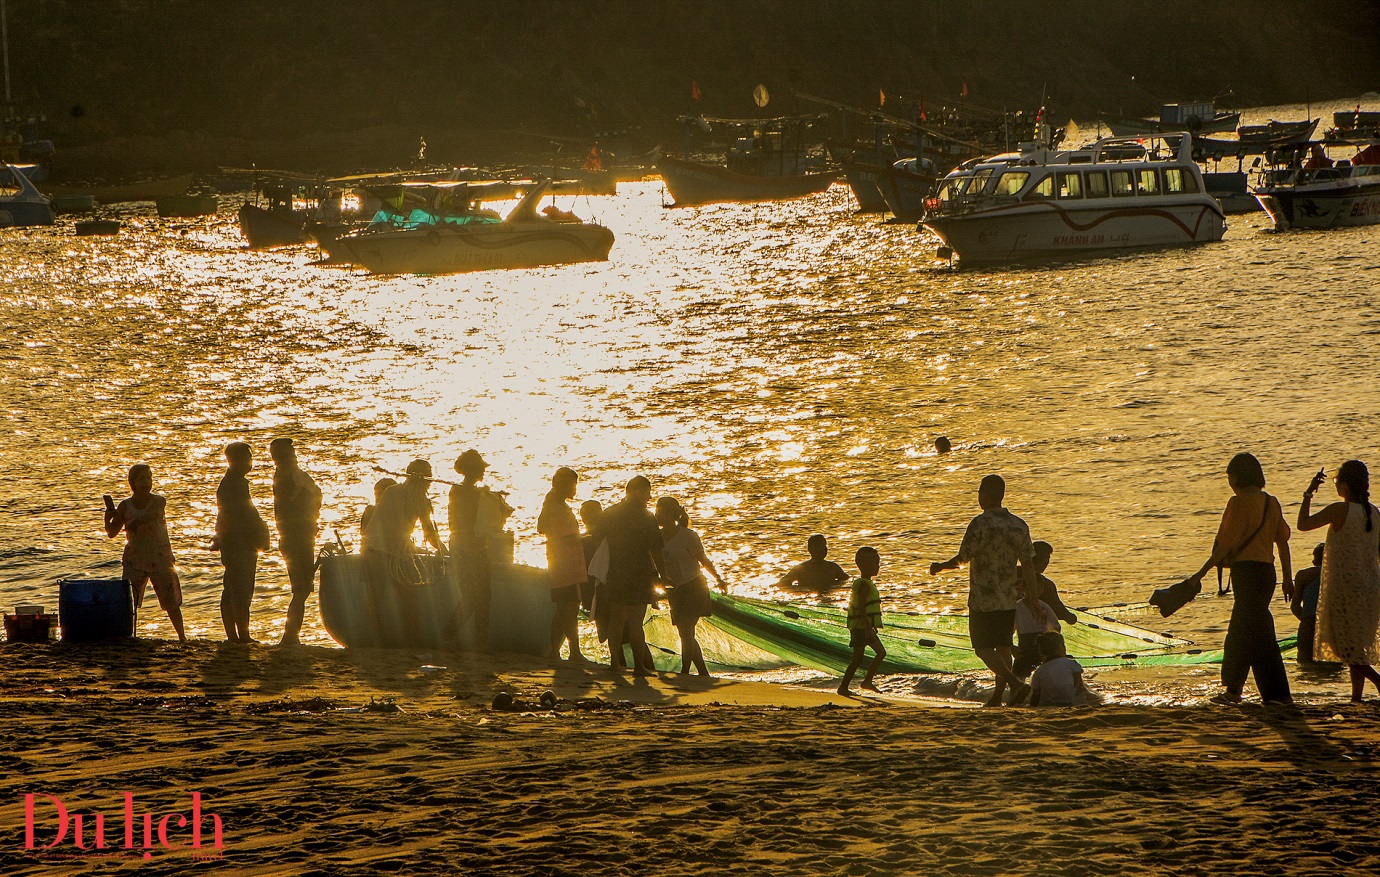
[879,89,886,108]
[961,82,969,98]
[692,80,702,102]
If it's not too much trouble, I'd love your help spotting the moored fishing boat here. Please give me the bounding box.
[317,551,553,652]
[1101,101,1240,137]
[876,155,939,222]
[658,114,836,207]
[922,133,1226,264]
[0,161,54,227]
[1237,117,1318,147]
[333,178,614,274]
[1254,141,1380,230]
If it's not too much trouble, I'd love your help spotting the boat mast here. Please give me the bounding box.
[2,0,10,106]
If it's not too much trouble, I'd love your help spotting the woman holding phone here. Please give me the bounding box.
[1297,460,1380,702]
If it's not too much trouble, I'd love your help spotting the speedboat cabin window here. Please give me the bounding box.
[1163,167,1186,193]
[1085,171,1109,198]
[993,171,1029,197]
[967,168,994,195]
[1136,169,1160,195]
[1025,175,1055,200]
[1056,172,1083,199]
[1110,170,1135,197]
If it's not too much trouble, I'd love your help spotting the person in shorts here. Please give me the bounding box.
[271,437,322,646]
[931,474,1045,707]
[838,546,886,695]
[538,467,588,663]
[104,464,186,642]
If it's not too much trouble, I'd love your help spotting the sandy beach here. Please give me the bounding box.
[3,640,1379,875]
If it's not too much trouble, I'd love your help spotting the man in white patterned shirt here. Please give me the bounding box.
[931,474,1044,706]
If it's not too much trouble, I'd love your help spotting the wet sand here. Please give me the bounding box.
[3,640,1380,875]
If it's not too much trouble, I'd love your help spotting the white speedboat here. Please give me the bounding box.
[334,179,614,275]
[922,133,1225,264]
[0,162,55,228]
[1253,143,1380,231]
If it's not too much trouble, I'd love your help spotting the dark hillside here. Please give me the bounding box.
[6,0,1378,176]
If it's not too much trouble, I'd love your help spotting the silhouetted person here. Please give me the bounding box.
[214,442,271,644]
[271,437,322,646]
[360,477,396,541]
[656,496,727,676]
[838,546,886,695]
[602,476,667,675]
[104,464,186,642]
[931,474,1044,707]
[580,499,603,614]
[1290,543,1325,664]
[364,460,444,587]
[1186,452,1293,705]
[538,467,587,662]
[935,436,952,454]
[1298,460,1380,701]
[448,450,511,651]
[776,534,849,594]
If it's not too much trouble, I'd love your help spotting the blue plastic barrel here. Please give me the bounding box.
[58,579,135,642]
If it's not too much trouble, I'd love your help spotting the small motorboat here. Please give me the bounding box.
[1254,142,1380,230]
[332,179,614,275]
[74,219,121,236]
[0,162,55,227]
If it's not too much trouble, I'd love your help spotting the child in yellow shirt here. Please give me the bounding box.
[838,546,887,695]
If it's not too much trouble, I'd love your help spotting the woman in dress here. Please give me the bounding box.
[537,467,587,663]
[1297,460,1380,701]
[654,497,727,677]
[1184,453,1293,704]
[103,463,187,642]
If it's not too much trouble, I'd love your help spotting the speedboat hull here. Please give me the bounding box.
[1255,182,1380,230]
[926,198,1225,263]
[336,220,615,274]
[876,162,937,222]
[657,155,837,207]
[0,162,56,227]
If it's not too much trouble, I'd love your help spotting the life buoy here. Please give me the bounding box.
[426,228,441,246]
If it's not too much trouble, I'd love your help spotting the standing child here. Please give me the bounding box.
[1029,631,1090,707]
[1290,543,1325,664]
[104,464,187,642]
[838,546,887,695]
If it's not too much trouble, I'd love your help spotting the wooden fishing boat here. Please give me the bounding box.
[317,551,554,652]
[1101,102,1240,137]
[659,113,836,207]
[658,155,837,207]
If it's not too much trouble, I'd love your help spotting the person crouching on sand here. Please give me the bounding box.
[1028,631,1089,707]
[104,464,186,642]
[838,546,885,695]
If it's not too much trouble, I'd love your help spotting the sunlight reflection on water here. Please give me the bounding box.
[2,129,1378,705]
